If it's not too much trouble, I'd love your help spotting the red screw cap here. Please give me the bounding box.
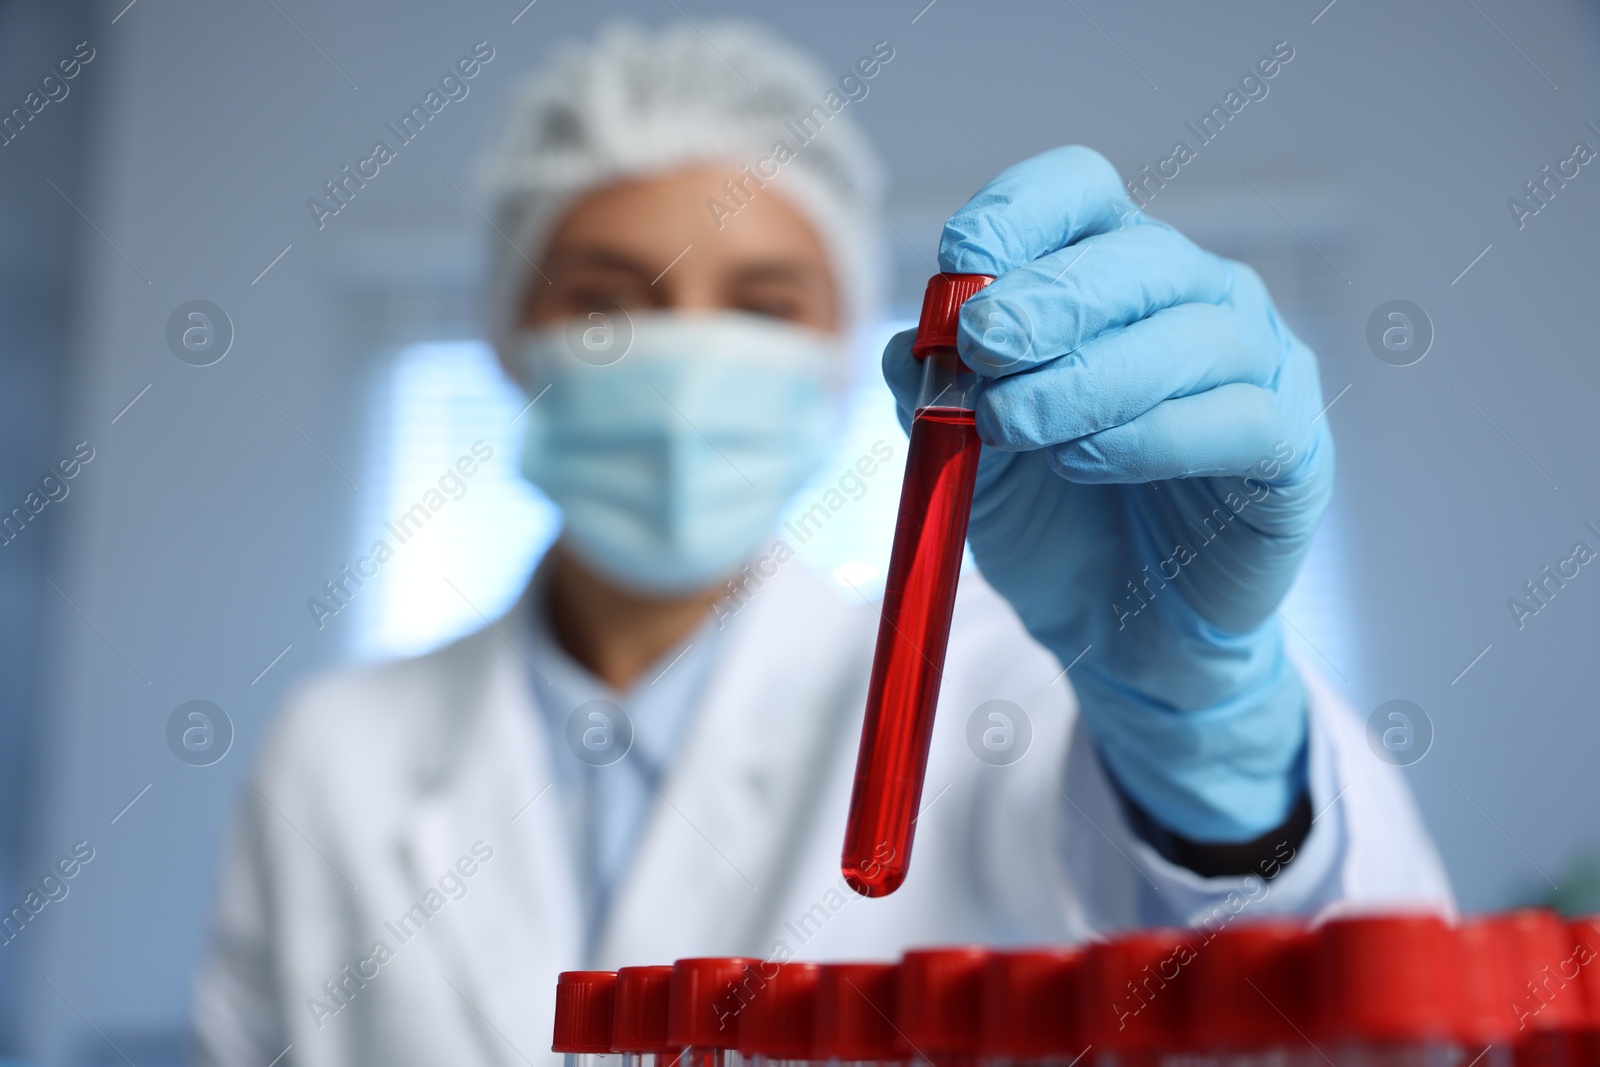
[1567,918,1600,1033]
[911,273,994,359]
[1491,910,1589,1034]
[980,948,1084,1061]
[1081,930,1196,1052]
[1312,913,1458,1042]
[554,971,618,1054]
[898,947,991,1058]
[613,966,675,1053]
[1186,921,1310,1051]
[814,963,900,1062]
[1455,919,1516,1046]
[737,962,820,1059]
[668,957,758,1050]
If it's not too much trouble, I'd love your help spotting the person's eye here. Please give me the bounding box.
[737,293,806,322]
[523,273,652,328]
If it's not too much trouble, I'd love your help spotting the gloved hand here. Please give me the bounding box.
[883,146,1334,843]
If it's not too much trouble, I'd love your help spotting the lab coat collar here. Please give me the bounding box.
[391,557,873,1058]
[394,589,581,1067]
[593,556,874,965]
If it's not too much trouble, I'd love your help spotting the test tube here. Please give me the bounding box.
[1456,920,1516,1067]
[1564,918,1600,1067]
[898,946,992,1067]
[1186,922,1312,1067]
[555,970,619,1067]
[738,961,821,1067]
[668,957,759,1067]
[841,271,995,898]
[1311,914,1460,1067]
[1081,930,1194,1067]
[614,966,679,1067]
[814,962,904,1067]
[979,948,1085,1067]
[1490,911,1585,1067]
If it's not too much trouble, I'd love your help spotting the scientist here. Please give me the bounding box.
[196,20,1451,1067]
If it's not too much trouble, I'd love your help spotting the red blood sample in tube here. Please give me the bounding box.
[842,273,993,898]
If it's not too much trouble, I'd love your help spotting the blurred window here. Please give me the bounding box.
[352,340,557,659]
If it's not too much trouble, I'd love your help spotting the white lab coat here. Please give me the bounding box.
[194,562,1452,1067]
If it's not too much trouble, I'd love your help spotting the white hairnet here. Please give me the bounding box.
[477,18,888,358]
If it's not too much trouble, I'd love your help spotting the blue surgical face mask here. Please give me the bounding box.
[516,311,850,596]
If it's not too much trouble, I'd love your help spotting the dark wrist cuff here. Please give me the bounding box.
[1115,779,1312,880]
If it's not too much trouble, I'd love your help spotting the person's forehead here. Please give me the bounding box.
[545,164,831,268]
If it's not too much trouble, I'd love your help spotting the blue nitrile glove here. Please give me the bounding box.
[883,146,1334,842]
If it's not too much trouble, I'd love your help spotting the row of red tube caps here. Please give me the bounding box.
[554,910,1600,1063]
